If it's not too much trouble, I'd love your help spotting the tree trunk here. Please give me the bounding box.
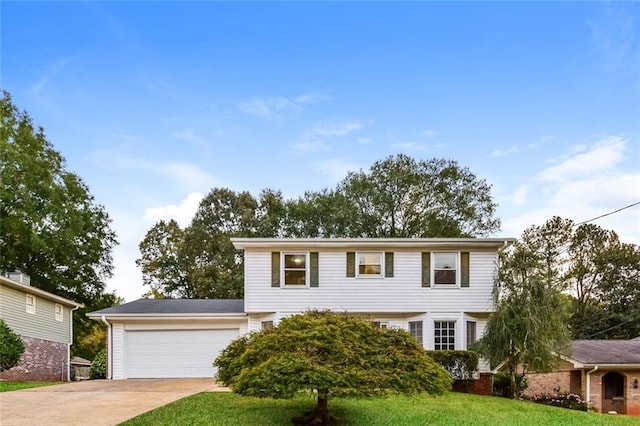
[509,364,517,399]
[292,390,339,426]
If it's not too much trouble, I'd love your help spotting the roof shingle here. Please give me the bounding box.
[569,340,640,365]
[88,299,245,316]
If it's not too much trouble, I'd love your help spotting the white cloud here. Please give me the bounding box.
[498,135,640,245]
[538,136,625,182]
[423,130,438,139]
[316,158,361,182]
[238,92,327,118]
[491,146,520,158]
[291,119,366,152]
[391,142,428,151]
[171,128,208,145]
[143,192,203,227]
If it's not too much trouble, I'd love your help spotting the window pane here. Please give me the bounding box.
[284,254,306,268]
[434,253,456,269]
[357,252,382,275]
[284,270,306,285]
[435,270,456,284]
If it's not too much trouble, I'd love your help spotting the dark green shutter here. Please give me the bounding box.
[385,252,394,277]
[271,252,280,287]
[421,252,431,287]
[461,251,470,287]
[310,252,319,287]
[346,252,355,277]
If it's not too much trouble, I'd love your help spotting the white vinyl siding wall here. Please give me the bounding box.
[244,250,497,313]
[0,285,71,343]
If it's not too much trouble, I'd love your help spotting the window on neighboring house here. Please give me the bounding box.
[283,253,308,286]
[357,252,383,277]
[409,321,423,345]
[55,304,63,322]
[26,294,36,314]
[261,321,274,330]
[466,321,477,348]
[434,321,456,350]
[434,253,457,285]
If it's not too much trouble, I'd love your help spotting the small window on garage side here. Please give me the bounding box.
[55,304,63,322]
[26,294,36,314]
[261,321,274,330]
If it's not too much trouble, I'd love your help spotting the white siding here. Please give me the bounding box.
[112,323,125,379]
[245,250,497,313]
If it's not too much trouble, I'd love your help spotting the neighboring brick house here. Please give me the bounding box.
[524,339,640,416]
[0,272,83,381]
[89,237,513,389]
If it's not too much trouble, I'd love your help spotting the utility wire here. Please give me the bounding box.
[574,201,640,227]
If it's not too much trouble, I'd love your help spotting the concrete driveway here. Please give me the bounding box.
[0,378,228,426]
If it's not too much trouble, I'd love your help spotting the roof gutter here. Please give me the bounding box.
[101,315,112,380]
[586,365,598,408]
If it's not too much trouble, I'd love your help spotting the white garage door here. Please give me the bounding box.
[125,329,239,378]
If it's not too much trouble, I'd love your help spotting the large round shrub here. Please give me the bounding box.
[0,319,25,372]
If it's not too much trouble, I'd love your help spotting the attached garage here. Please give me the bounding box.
[125,328,240,378]
[88,299,247,379]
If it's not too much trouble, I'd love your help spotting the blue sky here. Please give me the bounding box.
[3,2,639,301]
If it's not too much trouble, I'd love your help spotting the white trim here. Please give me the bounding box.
[232,237,516,250]
[1,275,83,308]
[26,294,36,314]
[281,252,310,287]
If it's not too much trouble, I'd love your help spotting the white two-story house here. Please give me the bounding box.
[89,238,513,379]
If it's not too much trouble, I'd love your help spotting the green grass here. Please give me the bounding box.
[120,392,640,426]
[0,381,61,392]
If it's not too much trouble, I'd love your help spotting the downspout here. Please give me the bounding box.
[68,305,79,382]
[586,365,598,409]
[101,316,112,380]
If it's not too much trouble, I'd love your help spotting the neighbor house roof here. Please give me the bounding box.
[0,275,83,308]
[567,340,640,366]
[87,299,245,318]
[232,237,515,250]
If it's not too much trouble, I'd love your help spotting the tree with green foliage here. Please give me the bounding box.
[0,319,25,372]
[565,223,640,339]
[476,218,573,398]
[137,188,285,298]
[299,154,500,238]
[89,349,106,379]
[0,91,119,359]
[215,311,451,426]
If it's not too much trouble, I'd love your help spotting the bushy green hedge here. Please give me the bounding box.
[0,319,25,372]
[89,349,106,379]
[426,350,479,380]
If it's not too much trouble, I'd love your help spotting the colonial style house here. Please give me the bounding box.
[0,272,83,381]
[88,238,512,380]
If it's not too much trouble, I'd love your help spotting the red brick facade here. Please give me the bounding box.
[524,364,640,416]
[452,373,494,395]
[0,336,68,381]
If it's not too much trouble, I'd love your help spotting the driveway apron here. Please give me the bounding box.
[0,378,228,426]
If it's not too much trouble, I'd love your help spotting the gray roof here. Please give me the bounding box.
[87,299,245,316]
[569,340,640,365]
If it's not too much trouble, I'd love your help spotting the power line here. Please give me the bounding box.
[574,201,640,227]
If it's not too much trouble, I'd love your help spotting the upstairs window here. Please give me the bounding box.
[434,253,457,285]
[358,252,383,277]
[283,253,307,286]
[26,294,36,315]
[55,304,63,322]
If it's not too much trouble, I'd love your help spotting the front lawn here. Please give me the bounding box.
[0,381,61,392]
[120,392,639,425]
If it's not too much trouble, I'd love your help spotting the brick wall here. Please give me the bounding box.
[452,373,493,395]
[589,370,640,416]
[0,336,68,381]
[524,369,573,397]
